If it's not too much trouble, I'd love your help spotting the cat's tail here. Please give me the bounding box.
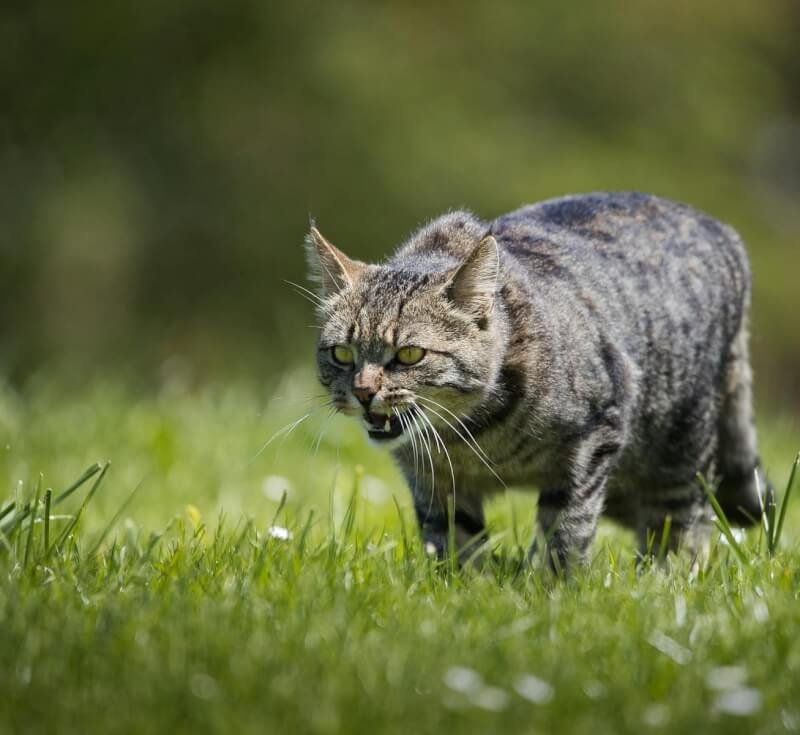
[714,318,773,526]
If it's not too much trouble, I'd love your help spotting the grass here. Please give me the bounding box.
[1,372,799,735]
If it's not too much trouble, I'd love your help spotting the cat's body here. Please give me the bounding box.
[307,192,769,569]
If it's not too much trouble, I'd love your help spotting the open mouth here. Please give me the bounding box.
[364,411,404,441]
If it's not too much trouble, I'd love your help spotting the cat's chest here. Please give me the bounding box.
[397,426,559,492]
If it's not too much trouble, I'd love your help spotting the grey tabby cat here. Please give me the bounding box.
[306,192,770,570]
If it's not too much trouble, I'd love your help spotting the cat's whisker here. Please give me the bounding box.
[317,262,347,301]
[408,412,424,487]
[415,395,495,466]
[415,405,457,502]
[416,406,444,457]
[284,279,326,307]
[289,288,322,309]
[397,409,423,497]
[268,393,329,409]
[414,408,435,463]
[416,408,439,456]
[250,410,317,463]
[420,400,493,471]
[410,409,437,517]
[394,408,419,479]
[415,405,458,518]
[312,408,337,456]
[415,399,505,487]
[408,411,429,496]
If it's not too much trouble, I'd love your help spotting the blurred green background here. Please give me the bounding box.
[1,0,798,409]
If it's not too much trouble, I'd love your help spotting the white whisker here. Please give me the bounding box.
[398,409,424,500]
[415,398,505,486]
[269,393,329,407]
[415,404,456,504]
[411,409,437,518]
[415,394,494,465]
[284,279,325,307]
[250,411,315,463]
[394,408,418,479]
[312,409,337,455]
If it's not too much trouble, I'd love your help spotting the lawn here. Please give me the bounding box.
[1,373,799,735]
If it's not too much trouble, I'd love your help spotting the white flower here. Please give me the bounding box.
[267,525,292,541]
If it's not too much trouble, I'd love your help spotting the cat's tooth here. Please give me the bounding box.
[384,418,391,432]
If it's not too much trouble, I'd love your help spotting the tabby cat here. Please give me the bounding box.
[306,192,770,570]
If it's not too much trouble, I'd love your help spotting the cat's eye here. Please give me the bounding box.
[396,346,425,366]
[332,345,354,365]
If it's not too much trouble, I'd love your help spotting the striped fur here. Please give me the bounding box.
[307,192,770,571]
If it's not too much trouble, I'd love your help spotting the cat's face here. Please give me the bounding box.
[307,227,501,448]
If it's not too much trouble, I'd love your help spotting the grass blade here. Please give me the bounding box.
[4,501,30,557]
[340,468,361,542]
[657,514,673,560]
[269,489,288,530]
[697,472,748,565]
[773,452,799,551]
[756,468,776,553]
[22,474,42,569]
[48,462,110,558]
[1,463,103,537]
[53,463,103,505]
[447,495,457,575]
[392,495,410,559]
[297,509,315,558]
[87,477,145,557]
[0,501,14,523]
[43,489,52,555]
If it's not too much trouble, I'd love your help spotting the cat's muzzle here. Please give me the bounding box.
[363,411,403,441]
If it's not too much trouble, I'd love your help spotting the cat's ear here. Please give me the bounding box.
[446,236,500,318]
[305,226,365,297]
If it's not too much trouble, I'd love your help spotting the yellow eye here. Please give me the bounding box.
[332,345,354,365]
[396,346,425,366]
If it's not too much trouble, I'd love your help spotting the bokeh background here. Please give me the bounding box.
[1,0,799,409]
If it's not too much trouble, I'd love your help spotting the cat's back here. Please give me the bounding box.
[491,191,749,290]
[491,191,750,343]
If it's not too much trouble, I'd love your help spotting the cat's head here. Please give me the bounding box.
[305,216,505,448]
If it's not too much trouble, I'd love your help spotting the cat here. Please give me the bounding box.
[306,192,771,571]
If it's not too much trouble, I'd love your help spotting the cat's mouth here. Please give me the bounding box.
[363,411,404,441]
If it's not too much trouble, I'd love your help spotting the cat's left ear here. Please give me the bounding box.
[446,236,500,319]
[305,226,365,297]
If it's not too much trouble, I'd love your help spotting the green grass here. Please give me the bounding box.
[1,374,799,735]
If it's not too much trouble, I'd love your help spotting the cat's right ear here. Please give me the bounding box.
[305,226,365,297]
[445,235,500,320]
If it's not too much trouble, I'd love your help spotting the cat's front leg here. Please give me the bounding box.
[535,426,623,573]
[412,492,487,563]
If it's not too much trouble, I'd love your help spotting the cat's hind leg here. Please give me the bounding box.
[715,320,773,525]
[636,485,711,564]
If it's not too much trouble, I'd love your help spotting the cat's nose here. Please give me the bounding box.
[352,385,376,408]
[353,366,382,409]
